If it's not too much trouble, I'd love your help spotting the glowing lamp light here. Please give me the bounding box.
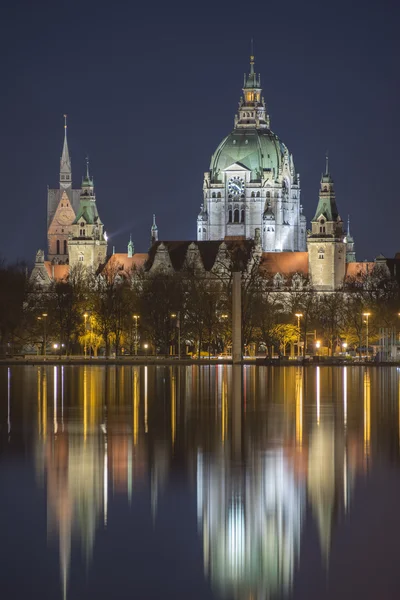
[143,343,149,350]
[315,340,321,349]
[53,343,58,349]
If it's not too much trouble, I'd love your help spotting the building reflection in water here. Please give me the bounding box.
[14,364,397,599]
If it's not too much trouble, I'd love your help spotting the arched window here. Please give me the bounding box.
[320,226,326,233]
[83,229,86,236]
[203,228,206,233]
[241,209,245,223]
[266,191,270,199]
[251,192,255,198]
[256,191,260,197]
[318,247,325,259]
[63,240,67,254]
[234,209,239,223]
[217,192,221,198]
[228,209,232,223]
[212,192,216,198]
[56,240,60,254]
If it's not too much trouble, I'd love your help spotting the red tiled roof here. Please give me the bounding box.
[259,252,309,276]
[105,253,148,275]
[345,262,375,278]
[44,262,69,281]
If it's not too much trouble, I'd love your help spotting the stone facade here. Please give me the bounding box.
[307,165,346,290]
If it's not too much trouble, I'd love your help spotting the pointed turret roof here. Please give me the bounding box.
[243,43,261,89]
[313,156,340,221]
[60,115,71,186]
[74,160,102,225]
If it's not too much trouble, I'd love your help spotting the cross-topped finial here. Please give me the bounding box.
[63,114,67,129]
[325,150,329,175]
[85,155,90,179]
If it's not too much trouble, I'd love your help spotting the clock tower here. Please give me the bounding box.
[198,55,306,251]
[47,117,81,262]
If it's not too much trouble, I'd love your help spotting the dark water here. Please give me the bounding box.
[0,365,400,600]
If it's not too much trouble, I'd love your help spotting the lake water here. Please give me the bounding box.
[0,364,399,600]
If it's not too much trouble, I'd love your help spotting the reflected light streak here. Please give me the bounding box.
[61,366,64,431]
[171,370,176,446]
[104,437,108,527]
[144,366,148,433]
[43,369,47,439]
[83,366,87,441]
[37,367,41,437]
[54,366,58,434]
[364,370,371,458]
[7,367,11,434]
[133,369,139,446]
[296,368,303,446]
[343,367,347,428]
[316,367,320,425]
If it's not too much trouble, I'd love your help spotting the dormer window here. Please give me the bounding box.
[318,247,325,259]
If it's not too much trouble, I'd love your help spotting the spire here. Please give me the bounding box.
[127,234,134,258]
[151,214,158,245]
[325,151,329,176]
[60,115,72,189]
[347,214,351,237]
[250,38,255,76]
[81,157,94,190]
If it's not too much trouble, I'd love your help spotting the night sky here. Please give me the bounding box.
[0,0,398,264]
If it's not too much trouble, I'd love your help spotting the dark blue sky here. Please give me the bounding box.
[0,0,398,263]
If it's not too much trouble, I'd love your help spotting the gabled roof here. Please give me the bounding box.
[145,240,255,272]
[259,252,308,276]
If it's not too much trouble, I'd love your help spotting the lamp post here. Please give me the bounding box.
[363,312,371,360]
[133,315,139,356]
[171,312,181,359]
[84,312,88,358]
[295,313,303,357]
[42,313,48,357]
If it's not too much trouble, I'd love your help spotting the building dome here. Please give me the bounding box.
[210,128,288,183]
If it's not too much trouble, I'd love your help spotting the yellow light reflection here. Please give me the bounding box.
[83,366,87,442]
[316,366,320,425]
[295,367,303,446]
[37,367,41,437]
[343,366,347,429]
[364,370,371,457]
[133,369,139,446]
[144,366,148,433]
[171,369,176,446]
[53,366,58,434]
[221,367,228,443]
[42,369,47,439]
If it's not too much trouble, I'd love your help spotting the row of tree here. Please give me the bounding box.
[1,259,399,357]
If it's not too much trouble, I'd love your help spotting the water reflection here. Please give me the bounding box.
[1,364,400,599]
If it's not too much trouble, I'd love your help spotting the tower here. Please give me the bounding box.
[151,214,158,245]
[68,160,107,269]
[199,54,305,252]
[47,117,81,262]
[127,234,134,258]
[345,215,356,263]
[307,158,346,290]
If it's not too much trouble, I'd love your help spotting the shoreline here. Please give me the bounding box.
[0,357,397,367]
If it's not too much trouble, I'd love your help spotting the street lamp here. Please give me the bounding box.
[363,312,371,360]
[295,313,303,357]
[84,312,88,358]
[133,315,140,355]
[171,312,181,359]
[342,341,348,354]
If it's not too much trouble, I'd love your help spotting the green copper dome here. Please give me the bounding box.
[210,128,288,182]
